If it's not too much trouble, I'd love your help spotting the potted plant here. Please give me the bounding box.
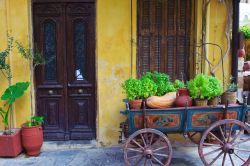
[221,83,237,104]
[122,78,143,109]
[207,76,223,105]
[21,116,44,156]
[187,74,210,106]
[0,82,30,157]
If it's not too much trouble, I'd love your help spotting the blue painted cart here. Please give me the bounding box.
[119,101,250,166]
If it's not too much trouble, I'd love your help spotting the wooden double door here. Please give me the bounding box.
[33,1,96,140]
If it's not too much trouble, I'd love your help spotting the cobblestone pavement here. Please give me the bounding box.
[0,134,249,166]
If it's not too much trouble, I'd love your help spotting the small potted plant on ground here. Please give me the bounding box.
[0,82,30,157]
[187,74,210,106]
[122,78,143,109]
[221,83,237,104]
[21,115,44,156]
[207,76,223,105]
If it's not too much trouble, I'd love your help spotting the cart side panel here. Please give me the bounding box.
[127,109,184,134]
[186,106,242,132]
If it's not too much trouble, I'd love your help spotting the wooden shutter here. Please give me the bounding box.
[137,0,191,81]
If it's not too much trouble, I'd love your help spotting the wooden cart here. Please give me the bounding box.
[119,100,250,166]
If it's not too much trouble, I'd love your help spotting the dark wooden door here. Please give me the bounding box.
[33,2,96,140]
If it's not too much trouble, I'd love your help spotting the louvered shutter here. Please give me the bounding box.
[137,0,191,81]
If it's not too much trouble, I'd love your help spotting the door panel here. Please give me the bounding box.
[34,2,96,140]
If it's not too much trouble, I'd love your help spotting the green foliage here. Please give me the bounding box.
[140,77,157,98]
[207,76,223,99]
[141,71,176,96]
[15,41,45,66]
[174,80,185,90]
[187,74,210,99]
[0,82,30,129]
[227,83,237,92]
[25,116,44,127]
[239,25,250,39]
[122,78,142,100]
[0,35,13,80]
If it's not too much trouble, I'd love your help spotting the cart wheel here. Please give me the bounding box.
[187,132,203,144]
[198,119,250,166]
[124,128,172,166]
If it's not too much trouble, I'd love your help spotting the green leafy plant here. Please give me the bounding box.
[227,83,237,92]
[141,71,176,96]
[174,79,185,90]
[25,116,44,127]
[207,76,223,99]
[187,74,210,100]
[0,82,30,134]
[122,78,142,100]
[239,25,250,39]
[140,77,157,98]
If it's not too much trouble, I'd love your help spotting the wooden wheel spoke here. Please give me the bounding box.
[153,146,168,152]
[154,153,168,158]
[233,138,250,146]
[143,158,147,166]
[231,127,243,143]
[209,151,224,165]
[132,139,144,150]
[204,147,222,156]
[234,152,246,163]
[222,152,227,166]
[149,133,154,145]
[134,154,144,166]
[128,154,143,160]
[227,124,234,143]
[229,154,235,166]
[149,159,153,166]
[152,155,164,166]
[140,134,146,147]
[208,132,224,145]
[127,148,143,153]
[219,126,226,142]
[234,148,250,152]
[203,143,222,147]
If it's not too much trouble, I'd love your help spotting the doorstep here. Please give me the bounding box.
[41,140,97,151]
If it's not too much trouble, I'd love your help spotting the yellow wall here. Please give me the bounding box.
[205,0,232,88]
[0,0,31,129]
[96,0,137,146]
[0,0,232,145]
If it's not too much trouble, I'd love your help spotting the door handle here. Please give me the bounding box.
[48,90,54,95]
[78,89,83,94]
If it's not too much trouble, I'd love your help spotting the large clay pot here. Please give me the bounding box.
[175,88,192,107]
[221,92,237,104]
[21,125,43,156]
[0,129,22,157]
[129,99,142,110]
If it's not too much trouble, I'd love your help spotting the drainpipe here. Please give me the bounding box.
[231,0,240,83]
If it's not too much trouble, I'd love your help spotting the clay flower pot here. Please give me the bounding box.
[195,99,208,106]
[208,97,220,106]
[21,125,43,156]
[221,92,237,104]
[0,129,22,157]
[129,99,143,110]
[175,88,192,107]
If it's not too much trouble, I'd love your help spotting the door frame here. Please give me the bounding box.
[31,0,97,140]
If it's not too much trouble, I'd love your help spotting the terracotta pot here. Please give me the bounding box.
[0,129,22,157]
[21,125,43,156]
[208,97,220,106]
[175,88,192,107]
[221,92,237,104]
[129,99,142,110]
[195,99,208,106]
